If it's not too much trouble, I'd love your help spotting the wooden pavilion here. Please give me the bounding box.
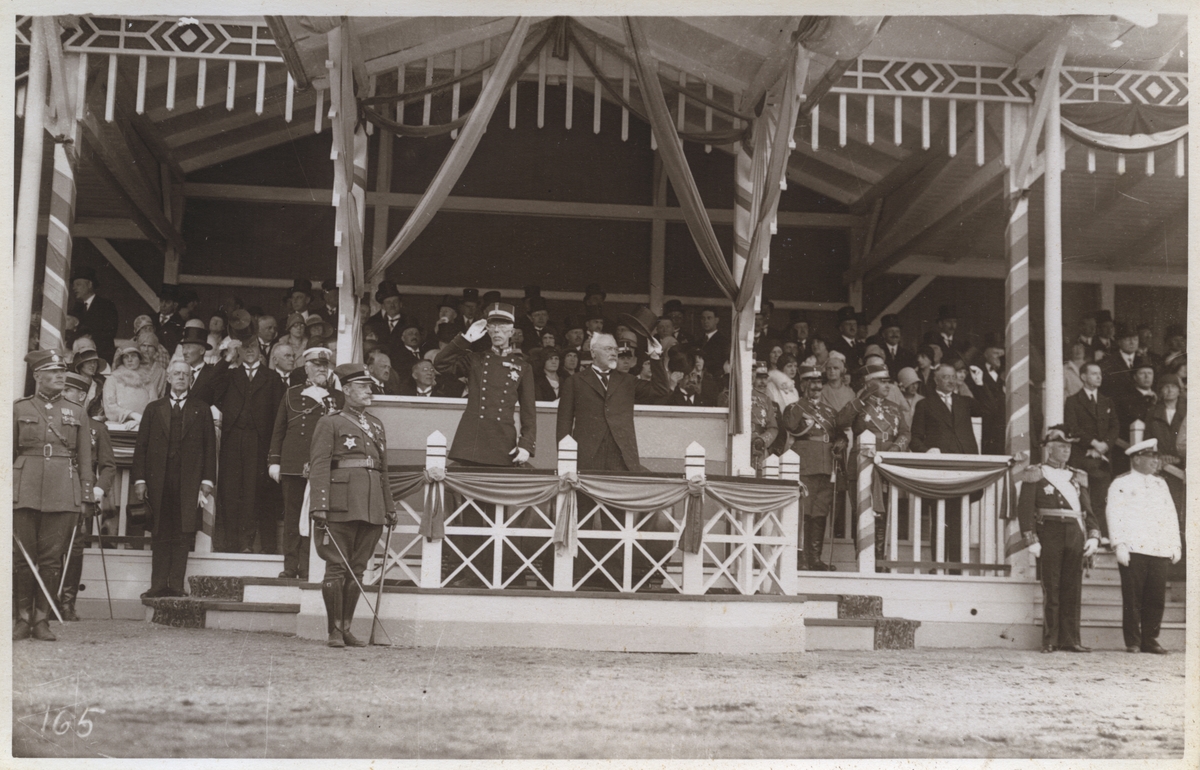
[11,13,1189,652]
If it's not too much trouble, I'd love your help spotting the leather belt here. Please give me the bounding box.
[20,445,75,459]
[1038,508,1082,520]
[801,435,831,443]
[332,459,381,470]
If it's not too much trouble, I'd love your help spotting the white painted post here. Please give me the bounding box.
[856,431,876,574]
[14,16,48,385]
[778,450,800,595]
[554,435,578,592]
[1043,73,1065,426]
[308,510,325,584]
[910,493,923,567]
[1130,419,1145,446]
[420,431,447,588]
[935,498,947,574]
[681,441,707,595]
[960,493,971,573]
[888,484,900,570]
[972,416,983,453]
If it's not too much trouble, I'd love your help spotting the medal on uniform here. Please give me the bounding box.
[344,436,358,450]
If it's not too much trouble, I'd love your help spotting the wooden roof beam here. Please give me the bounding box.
[163,82,318,150]
[890,255,1187,288]
[177,111,319,173]
[266,16,310,91]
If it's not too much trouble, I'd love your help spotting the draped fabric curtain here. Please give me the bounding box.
[1060,101,1188,153]
[388,469,798,557]
[870,453,1015,520]
[622,16,802,434]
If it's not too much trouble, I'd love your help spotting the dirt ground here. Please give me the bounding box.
[9,620,1189,760]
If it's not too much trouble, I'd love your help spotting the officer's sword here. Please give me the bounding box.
[13,534,65,624]
[319,522,395,646]
[58,519,80,596]
[370,523,394,646]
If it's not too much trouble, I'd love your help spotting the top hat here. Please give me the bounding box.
[334,363,372,386]
[1114,322,1137,341]
[461,288,480,303]
[584,283,606,301]
[179,326,212,350]
[937,304,958,322]
[618,306,659,339]
[563,315,584,333]
[584,307,605,322]
[321,277,337,292]
[71,266,99,286]
[523,285,541,299]
[663,299,684,314]
[1093,309,1113,325]
[438,294,459,311]
[1042,424,1079,445]
[981,332,1004,351]
[480,290,503,308]
[789,310,809,325]
[879,314,902,331]
[286,279,312,300]
[26,349,68,372]
[527,296,548,313]
[836,306,858,325]
[158,283,179,300]
[177,286,199,305]
[375,281,402,303]
[485,302,516,323]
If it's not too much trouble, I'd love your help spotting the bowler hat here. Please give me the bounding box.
[480,290,502,308]
[663,299,684,314]
[1114,323,1137,341]
[789,310,810,324]
[563,315,584,333]
[1093,309,1113,325]
[880,314,902,331]
[461,288,480,303]
[937,304,958,322]
[26,349,68,372]
[375,281,402,303]
[71,266,99,286]
[836,306,857,324]
[618,306,659,339]
[179,326,212,350]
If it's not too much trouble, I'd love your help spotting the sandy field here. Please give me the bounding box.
[10,619,1189,760]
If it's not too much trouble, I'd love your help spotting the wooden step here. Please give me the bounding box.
[143,596,299,634]
[187,575,244,600]
[241,576,304,604]
[1035,598,1186,624]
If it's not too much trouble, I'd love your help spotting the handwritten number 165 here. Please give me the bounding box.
[40,706,105,738]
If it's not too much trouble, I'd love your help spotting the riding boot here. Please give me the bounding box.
[13,573,34,641]
[32,571,59,641]
[341,580,367,647]
[321,578,344,648]
[805,517,833,571]
[60,544,85,621]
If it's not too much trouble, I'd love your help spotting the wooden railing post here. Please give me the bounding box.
[554,435,578,592]
[971,416,983,453]
[856,431,876,574]
[419,430,447,589]
[1130,419,1145,446]
[681,441,706,595]
[778,450,800,595]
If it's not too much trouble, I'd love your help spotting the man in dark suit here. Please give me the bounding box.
[870,314,918,381]
[212,338,286,553]
[132,360,217,598]
[68,266,119,364]
[153,284,185,355]
[1064,361,1119,537]
[388,319,425,382]
[268,347,343,580]
[1101,323,1146,401]
[398,359,450,397]
[1092,310,1116,362]
[910,363,983,566]
[518,295,555,353]
[965,333,1007,455]
[1117,363,1158,449]
[827,306,865,373]
[697,307,729,369]
[922,304,972,368]
[365,349,402,395]
[178,325,226,406]
[664,349,715,407]
[363,282,409,362]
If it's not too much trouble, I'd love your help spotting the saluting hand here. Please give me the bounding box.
[464,318,488,342]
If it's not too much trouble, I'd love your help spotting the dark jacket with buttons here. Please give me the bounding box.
[13,394,95,511]
[435,334,536,466]
[307,408,394,524]
[268,384,345,476]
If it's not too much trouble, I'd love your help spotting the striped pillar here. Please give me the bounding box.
[856,431,876,573]
[39,142,78,352]
[1003,189,1034,566]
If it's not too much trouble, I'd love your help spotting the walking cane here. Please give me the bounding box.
[13,534,66,624]
[57,518,80,596]
[323,523,394,646]
[95,521,114,619]
[369,523,394,646]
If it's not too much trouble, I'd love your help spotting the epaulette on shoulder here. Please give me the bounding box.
[14,395,33,403]
[1070,468,1089,486]
[1014,464,1044,483]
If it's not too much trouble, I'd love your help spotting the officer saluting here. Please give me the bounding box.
[308,363,398,648]
[836,363,911,451]
[781,364,846,571]
[434,302,536,467]
[1017,425,1101,653]
[13,350,95,641]
[268,347,344,580]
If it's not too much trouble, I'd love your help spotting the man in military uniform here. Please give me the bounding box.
[13,350,95,641]
[838,364,911,560]
[1016,425,1101,653]
[781,365,845,571]
[749,361,780,473]
[58,372,116,621]
[309,363,398,648]
[269,347,344,580]
[435,302,536,586]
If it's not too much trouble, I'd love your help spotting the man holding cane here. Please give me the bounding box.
[782,364,844,571]
[308,363,398,648]
[13,350,94,641]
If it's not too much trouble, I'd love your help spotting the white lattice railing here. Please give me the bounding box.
[347,431,802,596]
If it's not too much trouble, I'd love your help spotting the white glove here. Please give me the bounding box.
[1115,543,1131,566]
[926,447,942,455]
[646,337,663,359]
[969,366,984,386]
[510,446,530,464]
[92,486,104,502]
[1083,538,1099,558]
[269,464,281,483]
[463,318,488,342]
[1028,542,1042,559]
[198,490,210,507]
[1170,551,1180,565]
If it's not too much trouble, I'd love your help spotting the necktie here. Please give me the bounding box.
[171,398,183,414]
[388,316,399,332]
[245,365,258,381]
[598,370,610,389]
[1088,393,1096,406]
[942,393,953,410]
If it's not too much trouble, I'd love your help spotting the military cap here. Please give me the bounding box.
[797,364,823,380]
[754,361,769,375]
[1126,438,1158,456]
[617,341,636,356]
[64,371,92,391]
[26,349,68,372]
[302,347,334,364]
[334,363,372,385]
[485,302,516,323]
[1042,424,1079,445]
[857,363,890,381]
